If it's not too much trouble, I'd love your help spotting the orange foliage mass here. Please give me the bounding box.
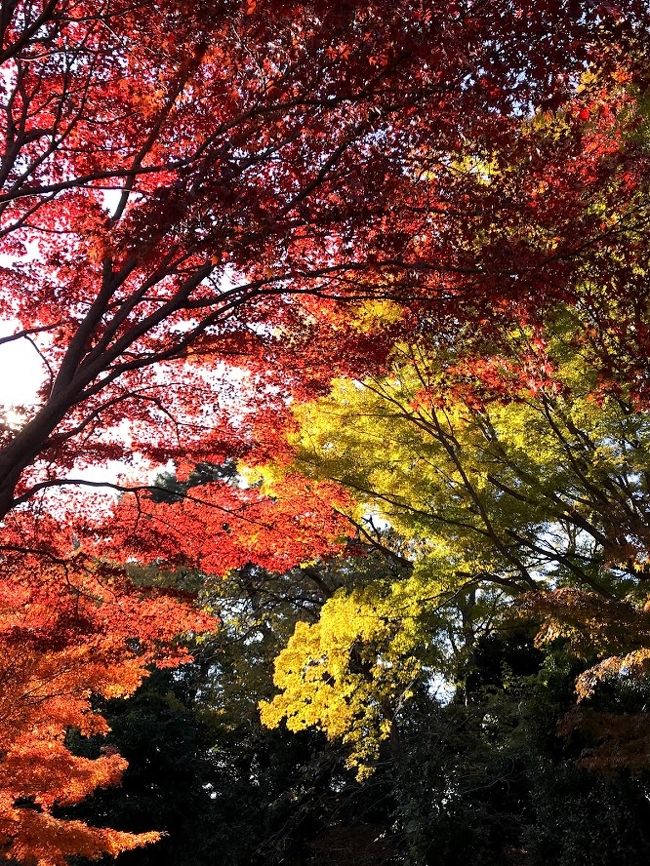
[0,544,215,865]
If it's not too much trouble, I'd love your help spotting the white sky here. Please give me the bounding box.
[0,318,167,495]
[0,319,46,408]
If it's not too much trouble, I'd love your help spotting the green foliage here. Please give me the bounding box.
[391,631,650,866]
[69,614,650,866]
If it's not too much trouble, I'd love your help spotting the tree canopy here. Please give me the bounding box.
[1,1,650,863]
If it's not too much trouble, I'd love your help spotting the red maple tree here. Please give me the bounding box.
[1,0,648,514]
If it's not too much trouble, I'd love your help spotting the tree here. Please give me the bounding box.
[0,454,357,861]
[259,314,650,771]
[2,2,650,861]
[1,1,648,518]
[0,548,215,865]
[68,566,650,866]
[389,629,650,866]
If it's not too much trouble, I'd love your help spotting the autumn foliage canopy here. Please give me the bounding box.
[1,0,650,862]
